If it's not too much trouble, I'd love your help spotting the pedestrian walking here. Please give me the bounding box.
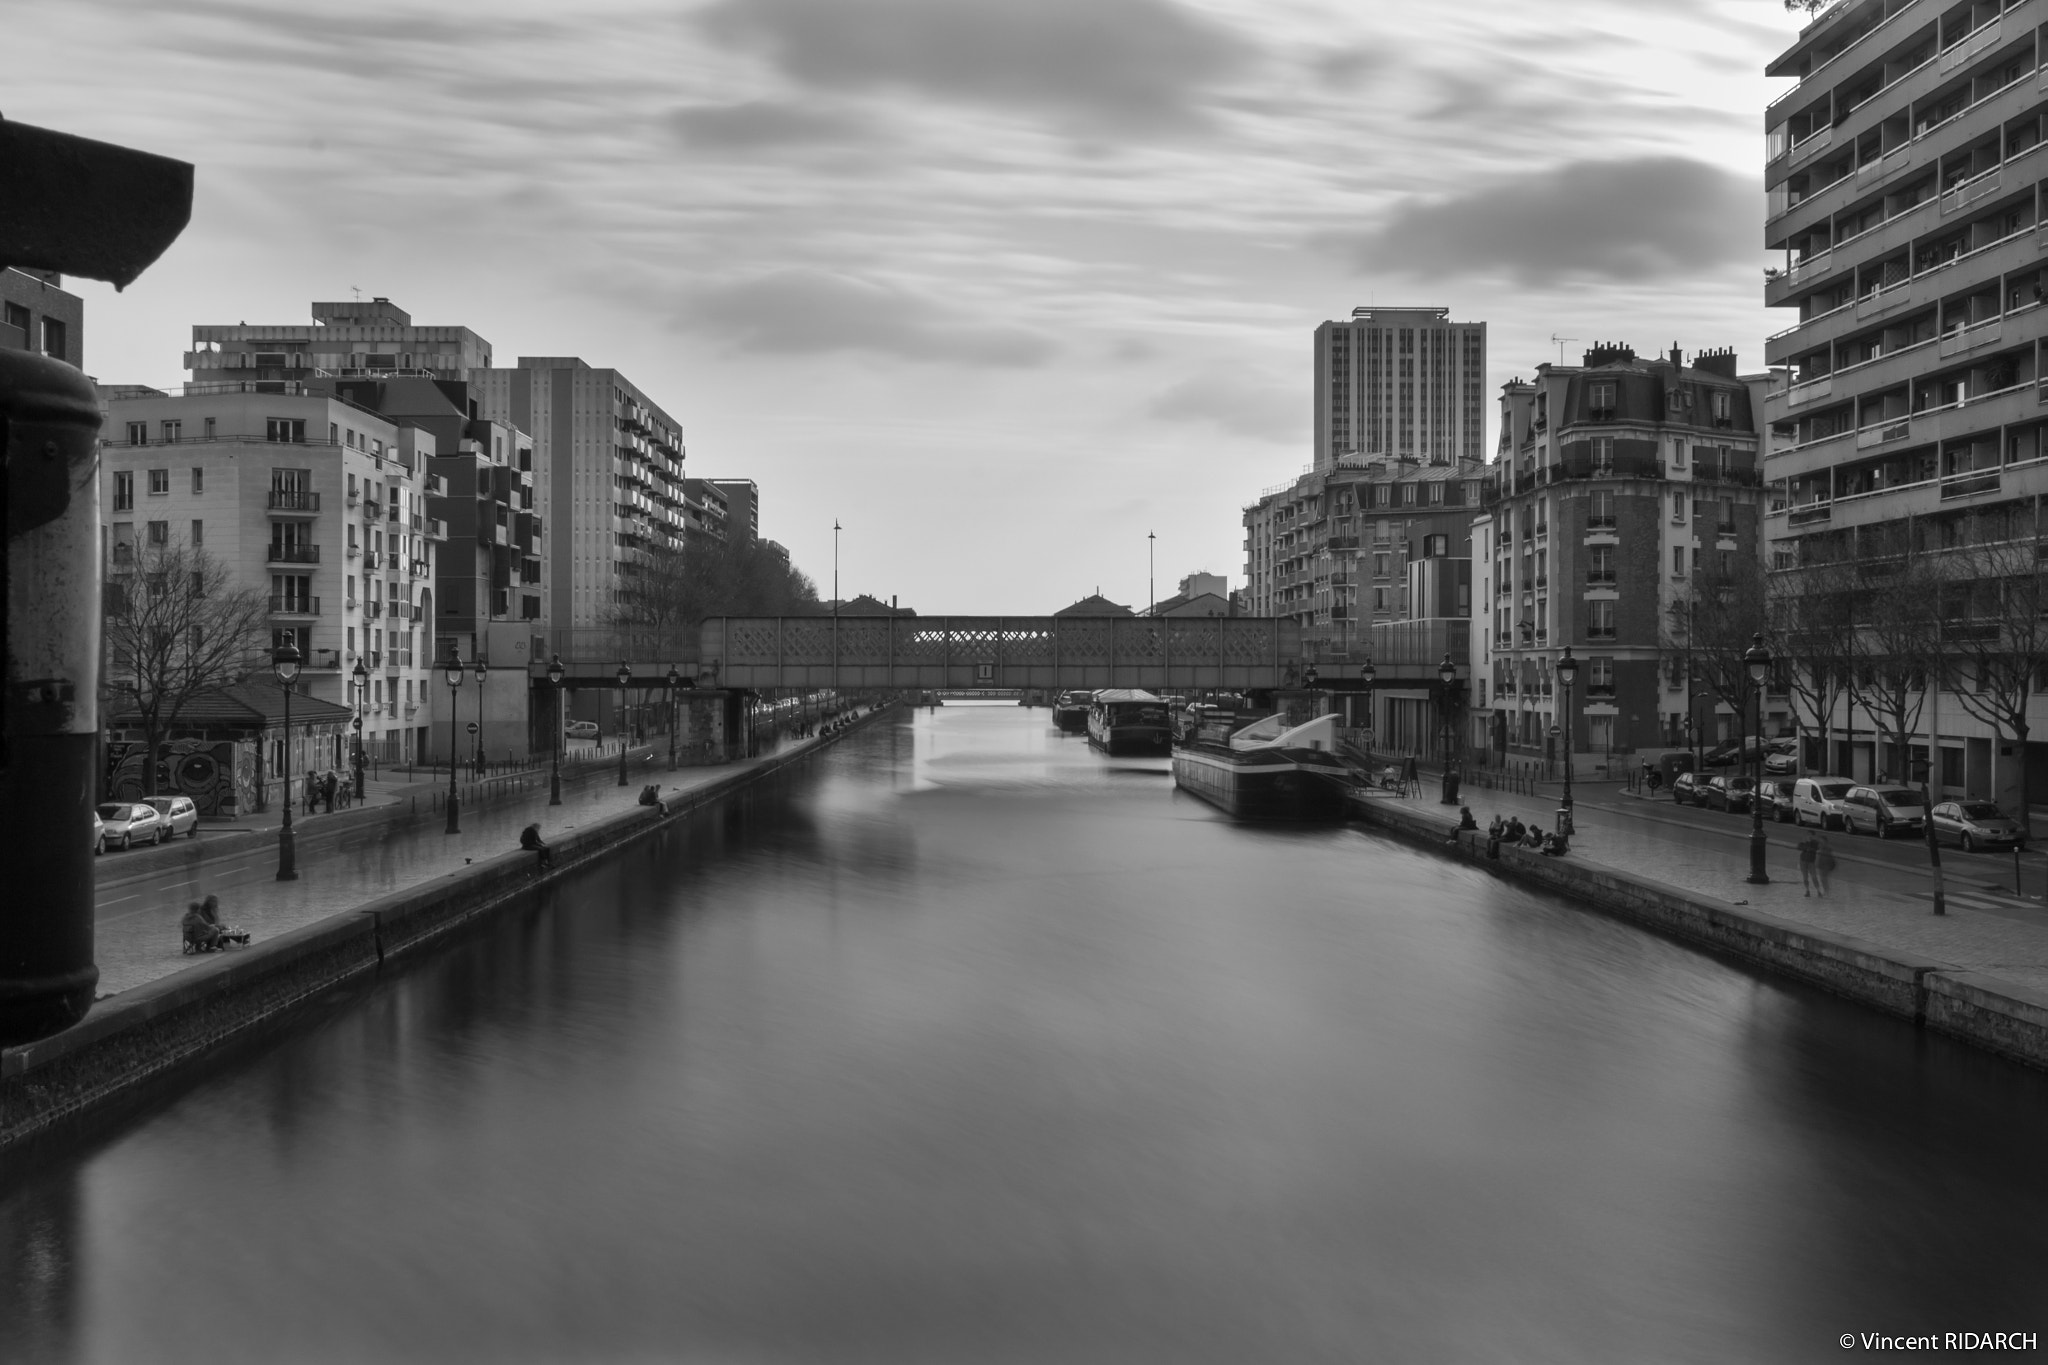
[303,771,317,814]
[1798,833,1819,896]
[1816,834,1836,896]
[322,770,337,813]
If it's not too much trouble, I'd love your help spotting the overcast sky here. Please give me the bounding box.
[17,0,1799,614]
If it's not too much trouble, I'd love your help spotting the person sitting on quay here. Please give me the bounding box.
[1540,830,1567,857]
[1520,824,1546,850]
[1503,817,1526,845]
[519,823,554,870]
[1448,806,1478,843]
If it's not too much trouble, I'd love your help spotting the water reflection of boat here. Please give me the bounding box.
[1171,713,1359,819]
[1052,690,1094,734]
[1087,689,1171,755]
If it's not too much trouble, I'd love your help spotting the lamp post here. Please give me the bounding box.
[616,662,632,786]
[274,643,301,881]
[1437,652,1459,805]
[443,652,464,834]
[1913,753,1946,915]
[1556,646,1579,843]
[1301,663,1318,722]
[547,655,565,806]
[350,657,368,803]
[666,664,681,771]
[1744,633,1771,884]
[1360,658,1376,753]
[472,655,488,777]
[1148,530,1156,617]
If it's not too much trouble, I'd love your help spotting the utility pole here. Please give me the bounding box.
[1148,530,1156,616]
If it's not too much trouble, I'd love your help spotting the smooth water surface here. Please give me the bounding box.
[5,704,2047,1363]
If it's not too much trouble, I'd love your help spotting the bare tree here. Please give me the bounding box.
[103,539,270,797]
[607,534,824,650]
[1929,515,2048,830]
[1839,556,1942,783]
[1665,553,1769,749]
[1767,560,1857,773]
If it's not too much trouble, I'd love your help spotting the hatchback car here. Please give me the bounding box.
[1841,785,1927,839]
[144,794,200,838]
[1792,776,1854,829]
[1761,738,1799,775]
[564,720,600,740]
[1929,800,2027,852]
[1757,777,1799,823]
[1670,771,1705,806]
[95,802,166,850]
[92,808,105,855]
[1705,774,1755,813]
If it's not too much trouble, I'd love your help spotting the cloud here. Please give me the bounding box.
[1148,372,1300,443]
[685,269,1057,366]
[1346,156,1757,285]
[668,100,872,150]
[695,0,1252,132]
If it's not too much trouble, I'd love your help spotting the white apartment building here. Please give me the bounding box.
[101,384,445,764]
[1313,306,1488,470]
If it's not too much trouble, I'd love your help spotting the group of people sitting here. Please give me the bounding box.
[180,895,250,953]
[1485,814,1567,857]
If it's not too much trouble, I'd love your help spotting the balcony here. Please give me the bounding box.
[363,551,381,570]
[266,544,320,564]
[1855,418,1911,448]
[268,596,320,616]
[267,489,320,514]
[364,600,383,618]
[410,558,429,578]
[1939,470,2002,499]
[1937,317,2002,359]
[1939,166,2002,216]
[425,518,447,541]
[1585,572,1617,586]
[1787,501,1834,526]
[362,497,383,518]
[1786,375,1832,408]
[346,488,360,507]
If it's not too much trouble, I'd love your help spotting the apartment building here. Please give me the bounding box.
[709,479,758,543]
[1312,306,1487,470]
[1241,456,1485,660]
[1,267,82,365]
[100,384,444,765]
[1471,346,1772,777]
[1766,0,2048,798]
[185,297,492,387]
[471,359,690,633]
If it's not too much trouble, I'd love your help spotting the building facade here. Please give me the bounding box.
[1470,345,1772,778]
[1313,306,1487,470]
[100,384,443,765]
[1766,0,2048,801]
[2,267,82,366]
[185,297,493,387]
[709,478,757,543]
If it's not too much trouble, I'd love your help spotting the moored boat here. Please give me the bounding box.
[1052,690,1094,734]
[1171,712,1359,820]
[1087,689,1171,755]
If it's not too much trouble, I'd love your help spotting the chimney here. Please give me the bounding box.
[1669,343,1683,367]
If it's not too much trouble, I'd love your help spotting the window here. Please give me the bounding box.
[1588,381,1616,420]
[203,417,216,440]
[1401,483,1417,506]
[1711,390,1732,425]
[1672,545,1687,577]
[3,301,28,341]
[1588,545,1616,584]
[1672,490,1688,523]
[113,471,134,511]
[1423,533,1449,557]
[190,466,204,494]
[1589,490,1615,529]
[41,317,67,362]
[191,519,204,546]
[1587,600,1616,640]
[1591,437,1614,474]
[146,520,169,545]
[330,423,339,444]
[1589,656,1614,692]
[1428,481,1444,505]
[126,421,147,445]
[161,420,182,443]
[147,468,169,495]
[267,417,306,443]
[1671,439,1687,469]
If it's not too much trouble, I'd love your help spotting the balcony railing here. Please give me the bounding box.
[1787,501,1834,526]
[364,600,383,618]
[266,544,320,564]
[268,596,320,616]
[267,489,320,513]
[1585,571,1617,586]
[1856,418,1911,448]
[364,551,381,570]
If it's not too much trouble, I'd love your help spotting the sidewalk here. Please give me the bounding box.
[90,720,862,1000]
[1360,779,2048,998]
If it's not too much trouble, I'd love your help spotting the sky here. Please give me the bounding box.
[13,0,1803,614]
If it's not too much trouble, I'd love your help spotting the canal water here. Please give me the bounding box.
[5,704,2047,1363]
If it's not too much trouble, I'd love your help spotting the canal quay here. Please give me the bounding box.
[5,703,2047,1363]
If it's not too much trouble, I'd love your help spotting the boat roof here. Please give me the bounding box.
[1093,689,1163,703]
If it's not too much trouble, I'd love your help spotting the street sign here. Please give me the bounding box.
[1548,724,1561,737]
[466,721,479,735]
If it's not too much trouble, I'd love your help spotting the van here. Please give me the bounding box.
[1792,776,1855,829]
[1842,785,1927,839]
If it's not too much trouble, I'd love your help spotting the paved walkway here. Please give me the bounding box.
[1365,776,2048,995]
[89,719,867,1000]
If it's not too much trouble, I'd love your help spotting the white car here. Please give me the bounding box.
[96,801,166,850]
[92,807,105,855]
[1762,738,1799,775]
[564,720,600,740]
[144,794,200,838]
[1792,776,1855,830]
[1841,785,1928,839]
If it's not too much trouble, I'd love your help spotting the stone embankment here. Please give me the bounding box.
[1,704,896,1153]
[1347,791,2048,1073]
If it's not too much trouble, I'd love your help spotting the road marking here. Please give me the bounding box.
[100,894,139,905]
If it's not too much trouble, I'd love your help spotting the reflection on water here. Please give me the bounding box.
[5,703,2048,1363]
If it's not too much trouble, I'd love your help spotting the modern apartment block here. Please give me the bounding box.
[1471,345,1773,777]
[1,267,82,365]
[1312,306,1487,470]
[470,359,691,635]
[100,384,444,765]
[185,297,493,387]
[709,478,758,543]
[1241,456,1485,660]
[1766,0,2048,798]
[683,479,731,544]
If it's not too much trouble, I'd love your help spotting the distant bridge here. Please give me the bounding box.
[699,617,1306,692]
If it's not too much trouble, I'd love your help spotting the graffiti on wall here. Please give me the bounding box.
[104,738,254,816]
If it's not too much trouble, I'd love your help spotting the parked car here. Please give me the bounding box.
[144,794,200,838]
[95,802,166,850]
[1761,738,1799,775]
[564,720,600,740]
[1793,776,1855,829]
[1671,771,1705,806]
[1929,800,2028,852]
[1841,785,1927,839]
[1702,735,1766,768]
[1757,777,1799,823]
[1704,774,1756,813]
[92,808,105,856]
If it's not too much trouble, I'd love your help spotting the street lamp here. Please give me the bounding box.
[1301,663,1319,721]
[350,657,369,803]
[274,643,301,881]
[616,661,632,786]
[443,652,464,834]
[1437,652,1459,805]
[1744,633,1772,885]
[1360,658,1375,750]
[666,664,682,770]
[473,655,488,778]
[547,655,566,806]
[1912,752,1946,916]
[1555,646,1579,844]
